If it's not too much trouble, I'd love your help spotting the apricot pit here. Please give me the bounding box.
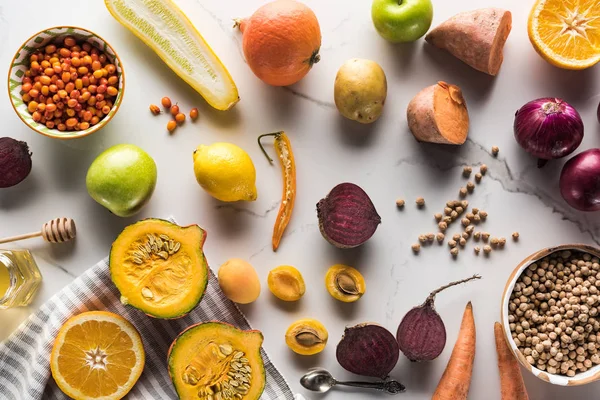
[325,264,365,303]
[285,318,328,355]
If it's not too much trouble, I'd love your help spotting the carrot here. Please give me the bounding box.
[494,322,529,400]
[407,81,469,145]
[425,8,512,76]
[432,301,475,400]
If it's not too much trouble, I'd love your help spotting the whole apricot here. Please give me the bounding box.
[218,258,261,304]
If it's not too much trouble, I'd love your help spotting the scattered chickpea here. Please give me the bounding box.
[448,240,457,248]
[450,210,458,220]
[472,207,479,214]
[459,187,468,198]
[483,245,492,254]
[473,214,481,223]
[461,218,470,227]
[455,206,464,214]
[463,166,472,177]
[170,104,180,116]
[474,246,481,255]
[466,212,475,221]
[426,233,435,242]
[444,207,452,215]
[167,120,177,133]
[512,232,520,241]
[438,222,448,232]
[175,113,186,124]
[474,231,481,241]
[418,234,427,244]
[465,225,475,234]
[492,146,499,156]
[499,237,507,247]
[480,164,488,175]
[450,248,459,257]
[436,233,445,243]
[466,182,475,193]
[461,200,469,208]
[161,97,172,108]
[443,216,452,224]
[411,244,421,253]
[416,197,425,207]
[461,232,470,240]
[459,238,467,247]
[475,173,482,183]
[479,210,488,220]
[482,232,490,242]
[190,107,199,121]
[434,213,443,222]
[396,198,405,208]
[452,233,461,241]
[490,237,500,247]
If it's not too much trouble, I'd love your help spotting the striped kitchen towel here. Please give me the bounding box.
[0,221,299,400]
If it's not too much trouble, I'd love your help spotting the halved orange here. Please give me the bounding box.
[528,0,600,70]
[50,311,145,400]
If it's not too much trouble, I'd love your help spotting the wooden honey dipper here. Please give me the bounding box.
[0,218,76,244]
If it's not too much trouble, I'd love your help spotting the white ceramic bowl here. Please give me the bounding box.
[501,244,600,386]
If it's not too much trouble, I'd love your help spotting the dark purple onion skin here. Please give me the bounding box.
[560,149,600,212]
[317,183,381,248]
[0,137,32,188]
[396,300,446,362]
[336,323,399,379]
[514,98,584,162]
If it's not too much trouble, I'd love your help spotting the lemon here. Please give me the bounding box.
[193,143,257,202]
[105,0,239,110]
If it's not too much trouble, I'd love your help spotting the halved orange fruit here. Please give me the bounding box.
[50,311,145,400]
[528,0,600,70]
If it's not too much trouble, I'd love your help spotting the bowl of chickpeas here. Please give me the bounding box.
[502,244,600,386]
[8,26,124,139]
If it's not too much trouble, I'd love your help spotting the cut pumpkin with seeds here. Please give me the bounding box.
[110,219,209,319]
[105,0,239,110]
[50,311,145,400]
[528,0,600,70]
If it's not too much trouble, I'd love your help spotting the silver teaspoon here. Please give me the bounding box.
[300,368,405,395]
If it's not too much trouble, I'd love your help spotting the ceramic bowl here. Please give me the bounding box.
[501,244,600,386]
[8,26,124,140]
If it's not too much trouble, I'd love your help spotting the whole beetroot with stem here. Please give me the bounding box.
[396,275,481,362]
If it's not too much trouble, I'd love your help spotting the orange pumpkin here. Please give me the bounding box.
[236,0,321,86]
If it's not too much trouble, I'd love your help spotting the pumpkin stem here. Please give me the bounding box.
[309,49,321,66]
[257,132,283,164]
[232,18,245,32]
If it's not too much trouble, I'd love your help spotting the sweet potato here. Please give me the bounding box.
[407,81,469,145]
[426,8,512,76]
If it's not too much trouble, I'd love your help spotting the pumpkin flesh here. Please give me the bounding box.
[168,322,266,400]
[110,219,208,319]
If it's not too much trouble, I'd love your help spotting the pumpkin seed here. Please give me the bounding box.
[144,243,152,253]
[141,287,154,299]
[173,242,181,253]
[132,257,143,265]
[295,329,324,346]
[233,351,244,359]
[219,344,233,355]
[132,251,144,259]
[244,365,252,373]
[169,239,175,249]
[239,357,248,364]
[336,272,359,295]
[157,251,169,260]
[229,380,239,387]
[159,234,169,240]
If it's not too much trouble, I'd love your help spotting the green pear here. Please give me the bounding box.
[86,144,157,217]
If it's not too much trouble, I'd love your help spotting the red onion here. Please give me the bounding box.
[560,149,600,212]
[514,98,584,164]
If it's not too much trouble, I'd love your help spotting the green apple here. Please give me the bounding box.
[86,144,157,217]
[372,0,433,43]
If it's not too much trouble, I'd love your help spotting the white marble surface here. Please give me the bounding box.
[1,0,600,398]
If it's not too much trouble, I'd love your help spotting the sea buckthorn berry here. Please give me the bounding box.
[175,113,186,124]
[190,107,199,121]
[161,97,172,108]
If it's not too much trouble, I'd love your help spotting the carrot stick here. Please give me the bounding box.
[494,322,529,400]
[432,301,475,400]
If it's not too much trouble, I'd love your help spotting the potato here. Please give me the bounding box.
[334,59,387,124]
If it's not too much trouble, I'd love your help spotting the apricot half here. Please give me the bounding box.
[325,264,365,303]
[285,318,328,355]
[267,265,305,302]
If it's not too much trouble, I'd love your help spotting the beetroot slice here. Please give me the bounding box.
[336,323,399,379]
[0,137,32,188]
[317,183,381,248]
